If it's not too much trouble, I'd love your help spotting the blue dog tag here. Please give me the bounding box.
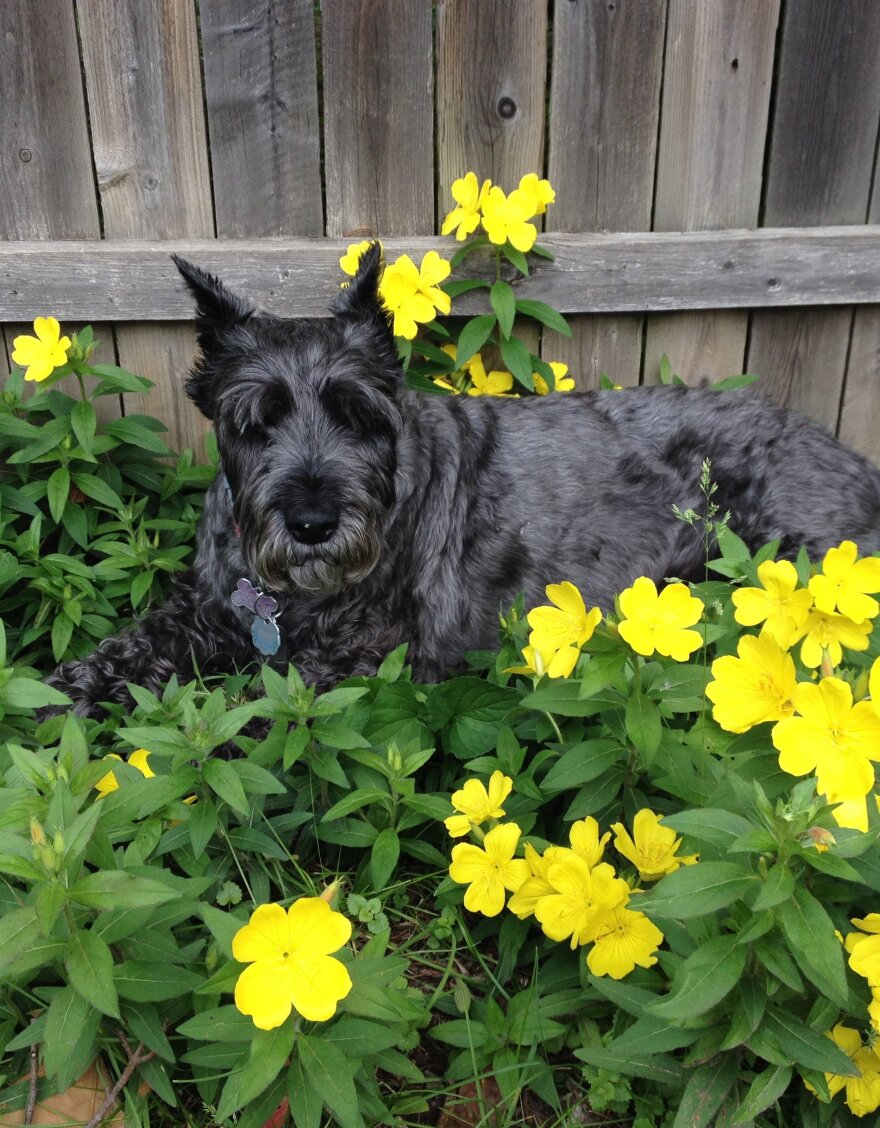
[251,615,281,656]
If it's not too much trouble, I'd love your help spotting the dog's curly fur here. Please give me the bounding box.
[49,245,880,715]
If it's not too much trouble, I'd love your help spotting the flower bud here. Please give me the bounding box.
[30,817,47,847]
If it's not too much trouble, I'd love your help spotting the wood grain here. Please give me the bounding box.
[746,0,880,426]
[2,228,878,320]
[645,0,780,384]
[546,0,666,388]
[77,0,213,454]
[199,0,323,236]
[322,0,434,237]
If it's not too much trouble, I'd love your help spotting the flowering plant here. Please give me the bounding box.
[340,171,576,399]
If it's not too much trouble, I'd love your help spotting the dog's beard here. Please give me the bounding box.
[243,509,383,596]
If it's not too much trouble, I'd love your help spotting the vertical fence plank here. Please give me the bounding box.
[200,0,323,237]
[838,142,880,464]
[322,0,434,237]
[436,0,548,367]
[644,0,779,385]
[546,0,666,389]
[77,0,214,455]
[0,1,119,413]
[436,0,548,201]
[746,0,880,431]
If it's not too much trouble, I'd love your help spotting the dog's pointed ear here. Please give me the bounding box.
[173,255,254,335]
[330,242,398,368]
[173,256,255,418]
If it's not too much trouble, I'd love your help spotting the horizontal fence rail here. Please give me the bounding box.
[2,227,880,321]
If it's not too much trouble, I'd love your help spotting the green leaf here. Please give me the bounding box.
[490,280,516,339]
[370,826,400,890]
[177,1004,254,1043]
[188,799,219,859]
[71,400,97,453]
[1,677,70,709]
[651,937,747,1020]
[732,1064,792,1124]
[672,1054,740,1128]
[521,681,622,717]
[635,862,756,920]
[105,417,172,454]
[749,865,794,913]
[287,1052,324,1128]
[114,960,204,1001]
[499,335,534,391]
[297,1033,364,1128]
[47,465,70,522]
[35,882,68,934]
[323,788,390,821]
[455,314,496,365]
[513,298,571,336]
[540,739,625,792]
[204,758,250,815]
[236,1020,297,1110]
[43,986,99,1092]
[69,869,179,910]
[66,927,120,1017]
[777,886,849,1006]
[625,692,662,762]
[51,612,74,660]
[0,906,42,975]
[762,1007,859,1076]
[661,809,754,849]
[72,471,123,510]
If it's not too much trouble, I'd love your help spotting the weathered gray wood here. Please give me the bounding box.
[838,126,880,462]
[746,0,880,427]
[2,228,879,320]
[436,0,548,211]
[199,0,323,237]
[0,1,100,240]
[77,0,214,455]
[546,0,665,389]
[0,2,119,417]
[322,0,433,237]
[645,0,780,385]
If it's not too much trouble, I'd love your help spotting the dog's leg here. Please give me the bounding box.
[47,574,250,716]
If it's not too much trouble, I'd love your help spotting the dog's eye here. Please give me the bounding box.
[320,387,390,439]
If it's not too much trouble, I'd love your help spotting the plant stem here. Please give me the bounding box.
[84,1037,156,1128]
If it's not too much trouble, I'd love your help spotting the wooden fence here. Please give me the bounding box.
[2,0,880,460]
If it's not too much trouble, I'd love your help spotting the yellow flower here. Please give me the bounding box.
[12,317,72,382]
[586,906,664,979]
[506,643,581,679]
[534,857,629,948]
[94,748,155,798]
[449,823,530,917]
[480,186,538,253]
[527,581,602,653]
[441,172,492,240]
[339,239,375,277]
[507,842,563,919]
[772,678,880,799]
[809,540,880,624]
[826,791,880,833]
[517,173,555,216]
[611,809,698,881]
[534,362,575,395]
[232,899,352,1029]
[444,770,513,838]
[705,633,798,733]
[804,1025,880,1118]
[871,656,880,715]
[466,355,515,397]
[568,817,611,869]
[791,607,871,669]
[378,252,451,339]
[731,559,813,647]
[617,578,704,662]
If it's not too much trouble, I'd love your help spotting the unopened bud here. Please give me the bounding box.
[52,831,65,857]
[30,817,47,847]
[320,881,342,906]
[387,743,403,773]
[820,647,835,680]
[803,826,836,852]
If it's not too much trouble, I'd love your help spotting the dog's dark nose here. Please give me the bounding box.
[286,505,339,545]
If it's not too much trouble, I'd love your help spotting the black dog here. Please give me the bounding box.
[49,245,880,714]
